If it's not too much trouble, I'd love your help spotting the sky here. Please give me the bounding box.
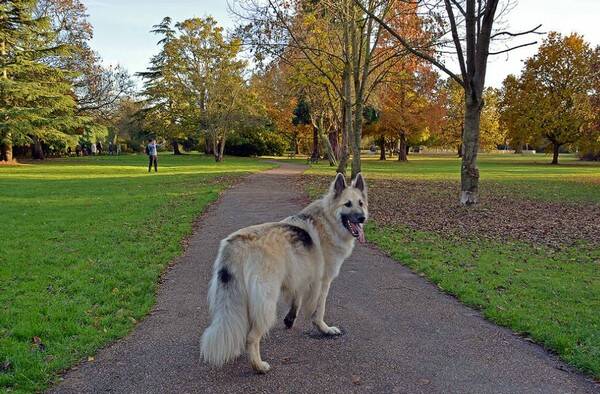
[83,0,600,88]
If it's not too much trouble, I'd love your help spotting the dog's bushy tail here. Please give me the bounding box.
[200,243,249,367]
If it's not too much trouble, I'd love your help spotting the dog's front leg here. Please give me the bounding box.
[312,280,341,335]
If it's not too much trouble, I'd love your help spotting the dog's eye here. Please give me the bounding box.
[344,201,352,208]
[359,200,363,207]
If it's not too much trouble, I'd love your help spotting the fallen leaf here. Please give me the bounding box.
[32,336,46,352]
[1,359,11,372]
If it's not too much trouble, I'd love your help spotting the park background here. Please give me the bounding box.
[1,0,599,392]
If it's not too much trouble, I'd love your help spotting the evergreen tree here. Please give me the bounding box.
[136,17,184,154]
[0,0,84,161]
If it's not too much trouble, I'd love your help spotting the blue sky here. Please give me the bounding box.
[84,0,233,79]
[83,0,600,88]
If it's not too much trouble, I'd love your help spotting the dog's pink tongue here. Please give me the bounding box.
[357,224,366,243]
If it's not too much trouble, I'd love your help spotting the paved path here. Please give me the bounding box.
[52,163,599,393]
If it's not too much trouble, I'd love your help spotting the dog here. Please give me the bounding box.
[200,172,368,373]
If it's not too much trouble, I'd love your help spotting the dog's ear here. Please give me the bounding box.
[352,172,367,196]
[330,172,347,199]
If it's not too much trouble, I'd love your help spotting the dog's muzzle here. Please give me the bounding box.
[341,213,366,243]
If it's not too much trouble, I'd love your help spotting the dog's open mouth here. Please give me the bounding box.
[342,215,366,243]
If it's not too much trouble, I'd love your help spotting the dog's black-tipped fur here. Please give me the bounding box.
[284,303,297,329]
[218,267,232,284]
[281,224,313,248]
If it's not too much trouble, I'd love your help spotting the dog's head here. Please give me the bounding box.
[328,172,368,243]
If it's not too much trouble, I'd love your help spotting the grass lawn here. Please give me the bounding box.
[0,154,273,393]
[300,153,600,379]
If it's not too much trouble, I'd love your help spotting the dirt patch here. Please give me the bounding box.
[300,175,600,249]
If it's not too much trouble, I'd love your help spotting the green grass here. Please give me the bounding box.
[368,224,600,379]
[304,153,600,203]
[0,154,273,393]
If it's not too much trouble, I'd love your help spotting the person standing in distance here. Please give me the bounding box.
[146,139,160,172]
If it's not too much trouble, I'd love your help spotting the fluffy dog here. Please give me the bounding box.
[200,172,368,373]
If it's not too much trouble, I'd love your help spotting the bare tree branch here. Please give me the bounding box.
[444,0,467,82]
[491,24,544,39]
[488,40,538,55]
[353,0,465,87]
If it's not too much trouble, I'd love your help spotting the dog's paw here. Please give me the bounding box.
[252,361,271,374]
[323,326,342,335]
[314,321,342,336]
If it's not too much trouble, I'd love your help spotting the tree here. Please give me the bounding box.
[35,0,133,155]
[373,55,439,161]
[105,98,145,151]
[250,64,310,156]
[0,0,84,162]
[499,74,533,153]
[138,17,247,159]
[236,0,416,177]
[478,87,504,150]
[137,17,183,154]
[579,46,600,160]
[205,63,253,162]
[359,0,543,204]
[519,32,596,164]
[438,78,464,155]
[438,80,503,153]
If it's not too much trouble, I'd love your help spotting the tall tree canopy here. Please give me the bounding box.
[0,0,131,161]
[0,0,83,161]
[138,17,250,160]
[501,32,598,164]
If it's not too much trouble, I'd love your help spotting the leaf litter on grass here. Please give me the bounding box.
[300,175,600,250]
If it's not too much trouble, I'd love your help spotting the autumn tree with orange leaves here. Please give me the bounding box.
[502,32,598,164]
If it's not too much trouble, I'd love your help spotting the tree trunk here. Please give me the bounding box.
[336,59,352,175]
[172,139,182,155]
[351,102,362,178]
[317,117,337,166]
[398,132,407,161]
[551,142,560,164]
[337,149,349,173]
[214,147,223,162]
[460,98,481,205]
[218,134,226,162]
[457,144,463,157]
[514,143,523,154]
[311,124,319,161]
[379,135,386,160]
[292,135,298,154]
[329,130,339,160]
[290,132,299,155]
[0,135,12,162]
[336,106,350,173]
[32,136,45,160]
[204,133,213,154]
[213,132,226,162]
[212,130,220,161]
